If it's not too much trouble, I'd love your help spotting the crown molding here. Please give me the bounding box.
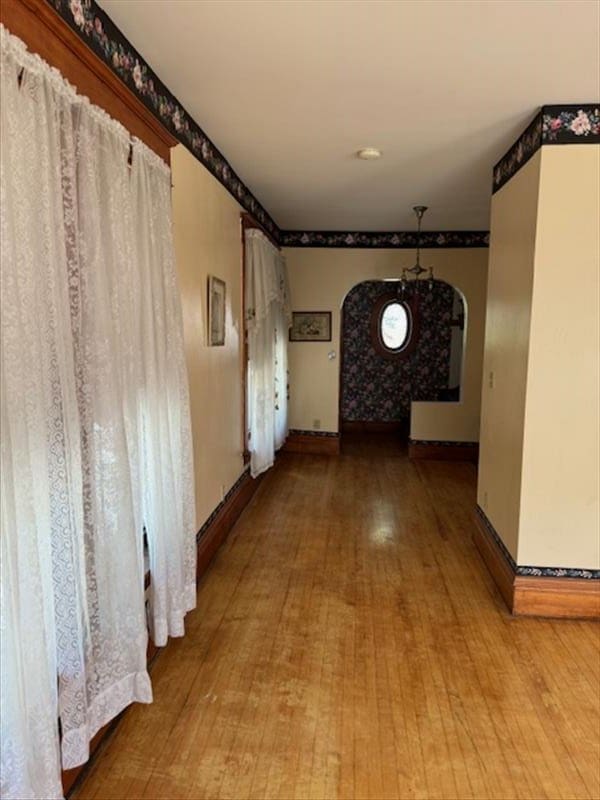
[493,104,600,193]
[280,230,490,249]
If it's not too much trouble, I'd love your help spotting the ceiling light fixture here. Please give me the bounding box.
[400,205,434,291]
[356,147,382,160]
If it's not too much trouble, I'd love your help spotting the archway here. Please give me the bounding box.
[339,279,465,436]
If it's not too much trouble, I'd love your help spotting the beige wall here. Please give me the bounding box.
[171,144,245,531]
[519,145,600,568]
[477,152,541,559]
[478,144,599,570]
[284,247,488,440]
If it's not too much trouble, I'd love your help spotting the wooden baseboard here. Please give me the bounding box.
[196,469,263,578]
[341,420,408,434]
[409,440,479,462]
[63,468,262,796]
[473,507,599,619]
[282,432,340,455]
[513,576,600,619]
[472,508,516,611]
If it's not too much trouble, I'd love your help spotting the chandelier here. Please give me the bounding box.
[400,205,434,291]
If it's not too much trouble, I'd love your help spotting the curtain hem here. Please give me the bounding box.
[60,670,152,769]
[150,581,197,647]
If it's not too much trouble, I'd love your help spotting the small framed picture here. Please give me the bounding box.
[208,275,226,346]
[289,311,332,342]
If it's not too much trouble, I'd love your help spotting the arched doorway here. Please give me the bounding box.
[339,279,465,436]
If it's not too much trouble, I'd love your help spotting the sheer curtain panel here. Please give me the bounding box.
[1,31,70,798]
[245,230,291,477]
[61,96,152,769]
[131,141,197,646]
[0,26,196,799]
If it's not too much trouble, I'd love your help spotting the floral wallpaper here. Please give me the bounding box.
[493,104,600,193]
[341,280,460,422]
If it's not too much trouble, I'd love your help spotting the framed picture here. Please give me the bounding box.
[208,275,226,346]
[289,311,332,342]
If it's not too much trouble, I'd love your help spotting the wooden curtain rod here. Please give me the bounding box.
[1,0,177,163]
[241,212,280,250]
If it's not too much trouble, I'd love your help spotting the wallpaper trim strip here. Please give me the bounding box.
[288,429,339,438]
[476,506,600,580]
[47,0,280,239]
[45,5,597,242]
[196,468,251,542]
[409,439,478,447]
[493,104,600,194]
[280,230,489,249]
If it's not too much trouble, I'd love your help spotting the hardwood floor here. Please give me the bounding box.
[74,434,600,800]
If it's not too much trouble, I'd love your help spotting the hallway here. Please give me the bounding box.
[75,437,600,800]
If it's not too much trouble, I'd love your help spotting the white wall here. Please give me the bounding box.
[478,143,600,570]
[477,152,541,559]
[519,144,600,568]
[284,247,488,441]
[171,144,245,531]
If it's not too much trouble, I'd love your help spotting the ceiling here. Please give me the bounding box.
[100,0,599,231]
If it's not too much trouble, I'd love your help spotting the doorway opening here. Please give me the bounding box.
[339,279,465,441]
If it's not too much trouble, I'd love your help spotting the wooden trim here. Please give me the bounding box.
[473,509,600,619]
[409,441,479,462]
[241,212,280,250]
[1,0,177,162]
[196,469,264,579]
[513,576,600,619]
[282,433,340,456]
[240,217,248,463]
[472,510,516,611]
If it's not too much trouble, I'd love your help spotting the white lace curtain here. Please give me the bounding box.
[245,230,291,477]
[0,26,196,800]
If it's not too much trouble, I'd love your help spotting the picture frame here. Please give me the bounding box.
[289,311,332,342]
[208,275,226,346]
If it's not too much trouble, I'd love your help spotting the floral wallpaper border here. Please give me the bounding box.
[45,6,598,244]
[40,0,488,250]
[48,0,280,239]
[280,230,490,249]
[476,506,599,580]
[493,104,600,194]
[409,439,478,448]
[288,429,339,438]
[196,467,251,542]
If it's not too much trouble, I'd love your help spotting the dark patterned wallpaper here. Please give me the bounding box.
[341,281,460,422]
